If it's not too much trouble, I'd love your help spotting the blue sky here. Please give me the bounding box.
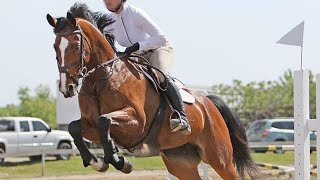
[0,0,319,106]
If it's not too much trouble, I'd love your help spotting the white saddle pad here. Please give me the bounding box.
[174,80,195,104]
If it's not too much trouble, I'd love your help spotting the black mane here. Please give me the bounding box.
[54,2,116,48]
[69,3,98,27]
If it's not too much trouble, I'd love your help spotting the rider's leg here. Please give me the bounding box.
[147,44,191,135]
[163,78,191,135]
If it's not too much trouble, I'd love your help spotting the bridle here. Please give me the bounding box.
[55,25,169,96]
[56,28,92,85]
[55,26,122,96]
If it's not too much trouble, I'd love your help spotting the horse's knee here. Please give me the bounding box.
[68,120,81,138]
[97,115,112,132]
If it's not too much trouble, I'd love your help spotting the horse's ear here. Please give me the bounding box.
[47,14,57,27]
[66,12,77,27]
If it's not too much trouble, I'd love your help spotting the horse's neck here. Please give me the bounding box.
[82,23,115,69]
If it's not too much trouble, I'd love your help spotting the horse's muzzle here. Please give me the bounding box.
[64,84,76,98]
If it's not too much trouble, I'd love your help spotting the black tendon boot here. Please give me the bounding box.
[162,78,191,135]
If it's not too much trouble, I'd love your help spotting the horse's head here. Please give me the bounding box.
[47,13,92,98]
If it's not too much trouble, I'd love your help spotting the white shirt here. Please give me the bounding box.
[104,4,169,53]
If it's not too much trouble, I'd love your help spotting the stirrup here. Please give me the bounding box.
[169,110,191,135]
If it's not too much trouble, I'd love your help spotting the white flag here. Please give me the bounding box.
[276,21,304,47]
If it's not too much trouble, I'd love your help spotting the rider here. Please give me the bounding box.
[103,0,191,135]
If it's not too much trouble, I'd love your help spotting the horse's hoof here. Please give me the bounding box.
[90,157,109,172]
[120,157,133,174]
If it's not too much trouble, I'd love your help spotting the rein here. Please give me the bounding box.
[57,26,170,152]
[82,54,169,92]
[56,28,168,96]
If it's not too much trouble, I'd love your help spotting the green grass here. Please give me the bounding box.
[0,152,317,179]
[252,151,317,166]
[0,156,165,179]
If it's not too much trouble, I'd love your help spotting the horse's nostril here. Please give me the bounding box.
[68,84,74,91]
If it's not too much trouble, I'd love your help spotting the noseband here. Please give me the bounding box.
[56,28,92,85]
[55,26,169,96]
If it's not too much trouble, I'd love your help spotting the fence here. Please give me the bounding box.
[0,141,315,178]
[294,70,320,180]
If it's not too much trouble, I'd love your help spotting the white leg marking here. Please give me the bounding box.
[59,37,69,93]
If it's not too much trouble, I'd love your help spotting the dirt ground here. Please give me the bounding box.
[18,168,312,180]
[4,158,315,180]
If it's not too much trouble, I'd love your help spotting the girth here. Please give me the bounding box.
[125,94,167,153]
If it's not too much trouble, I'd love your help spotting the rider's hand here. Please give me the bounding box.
[124,43,140,55]
[116,51,128,58]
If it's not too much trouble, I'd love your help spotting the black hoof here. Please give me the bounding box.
[112,156,133,174]
[120,156,133,174]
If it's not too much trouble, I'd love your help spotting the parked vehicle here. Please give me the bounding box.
[246,118,317,153]
[0,117,76,162]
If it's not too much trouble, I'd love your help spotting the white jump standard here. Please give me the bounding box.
[294,70,320,180]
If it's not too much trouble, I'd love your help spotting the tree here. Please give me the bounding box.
[0,104,19,117]
[0,85,56,128]
[211,70,316,125]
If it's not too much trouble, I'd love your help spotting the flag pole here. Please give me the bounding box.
[276,21,305,70]
[300,22,304,70]
[300,46,303,70]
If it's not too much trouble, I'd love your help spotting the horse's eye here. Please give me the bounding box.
[71,42,80,51]
[74,45,80,51]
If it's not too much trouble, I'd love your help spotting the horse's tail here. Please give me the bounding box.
[206,95,259,179]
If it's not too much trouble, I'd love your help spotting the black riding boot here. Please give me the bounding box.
[162,78,191,135]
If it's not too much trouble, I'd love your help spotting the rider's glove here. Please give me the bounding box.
[124,43,140,55]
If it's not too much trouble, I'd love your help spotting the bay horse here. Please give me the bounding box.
[47,3,258,180]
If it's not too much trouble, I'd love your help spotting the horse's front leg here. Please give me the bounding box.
[68,119,108,172]
[97,107,142,174]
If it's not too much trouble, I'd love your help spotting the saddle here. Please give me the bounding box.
[136,62,195,104]
[123,57,195,155]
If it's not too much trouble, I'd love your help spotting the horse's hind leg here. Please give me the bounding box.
[161,144,201,180]
[68,120,108,172]
[200,146,238,180]
[197,119,238,179]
